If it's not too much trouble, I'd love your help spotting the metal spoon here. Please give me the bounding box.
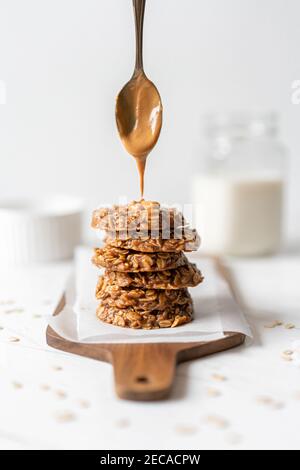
[115,0,163,198]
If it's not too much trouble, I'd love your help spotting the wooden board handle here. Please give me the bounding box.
[111,343,178,401]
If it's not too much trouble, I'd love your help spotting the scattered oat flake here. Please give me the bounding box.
[4,308,24,314]
[52,365,63,371]
[207,388,221,397]
[54,411,76,423]
[12,381,23,389]
[175,424,197,435]
[0,326,4,330]
[78,399,90,409]
[204,415,229,429]
[281,354,293,362]
[256,396,284,409]
[281,350,294,361]
[212,373,227,382]
[55,390,67,399]
[283,349,294,356]
[115,418,130,429]
[0,300,14,306]
[264,320,282,329]
[40,384,51,391]
[284,323,295,330]
[256,395,273,405]
[8,336,20,343]
[33,314,42,319]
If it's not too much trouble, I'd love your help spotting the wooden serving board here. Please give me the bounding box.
[46,266,245,401]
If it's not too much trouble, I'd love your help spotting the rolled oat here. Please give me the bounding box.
[105,228,200,252]
[91,200,188,234]
[104,263,204,290]
[96,301,193,329]
[92,246,187,272]
[96,277,191,311]
[91,200,203,329]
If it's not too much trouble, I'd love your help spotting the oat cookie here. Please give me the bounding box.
[91,199,203,330]
[104,263,203,289]
[92,246,187,272]
[96,302,193,329]
[91,200,188,233]
[104,228,200,253]
[96,276,191,311]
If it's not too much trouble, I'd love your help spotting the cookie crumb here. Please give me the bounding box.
[12,381,23,389]
[8,336,20,343]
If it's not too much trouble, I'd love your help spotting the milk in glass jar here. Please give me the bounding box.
[193,112,286,256]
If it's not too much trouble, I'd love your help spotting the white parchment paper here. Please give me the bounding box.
[49,247,252,344]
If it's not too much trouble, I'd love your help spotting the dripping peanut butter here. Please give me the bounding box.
[116,71,162,198]
[115,0,162,198]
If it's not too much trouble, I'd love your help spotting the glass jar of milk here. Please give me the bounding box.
[193,112,286,256]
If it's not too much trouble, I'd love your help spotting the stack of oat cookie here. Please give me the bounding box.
[91,200,203,329]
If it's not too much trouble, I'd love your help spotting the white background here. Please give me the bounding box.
[0,0,299,237]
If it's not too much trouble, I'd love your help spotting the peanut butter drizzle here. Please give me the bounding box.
[135,155,147,198]
[115,1,162,199]
[115,71,162,198]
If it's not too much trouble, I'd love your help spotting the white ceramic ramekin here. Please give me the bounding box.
[0,196,83,266]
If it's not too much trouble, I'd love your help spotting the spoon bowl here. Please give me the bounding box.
[116,71,162,159]
[115,0,163,197]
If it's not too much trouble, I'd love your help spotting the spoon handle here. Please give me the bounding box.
[133,0,146,73]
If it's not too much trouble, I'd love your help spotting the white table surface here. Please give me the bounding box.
[0,252,300,450]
